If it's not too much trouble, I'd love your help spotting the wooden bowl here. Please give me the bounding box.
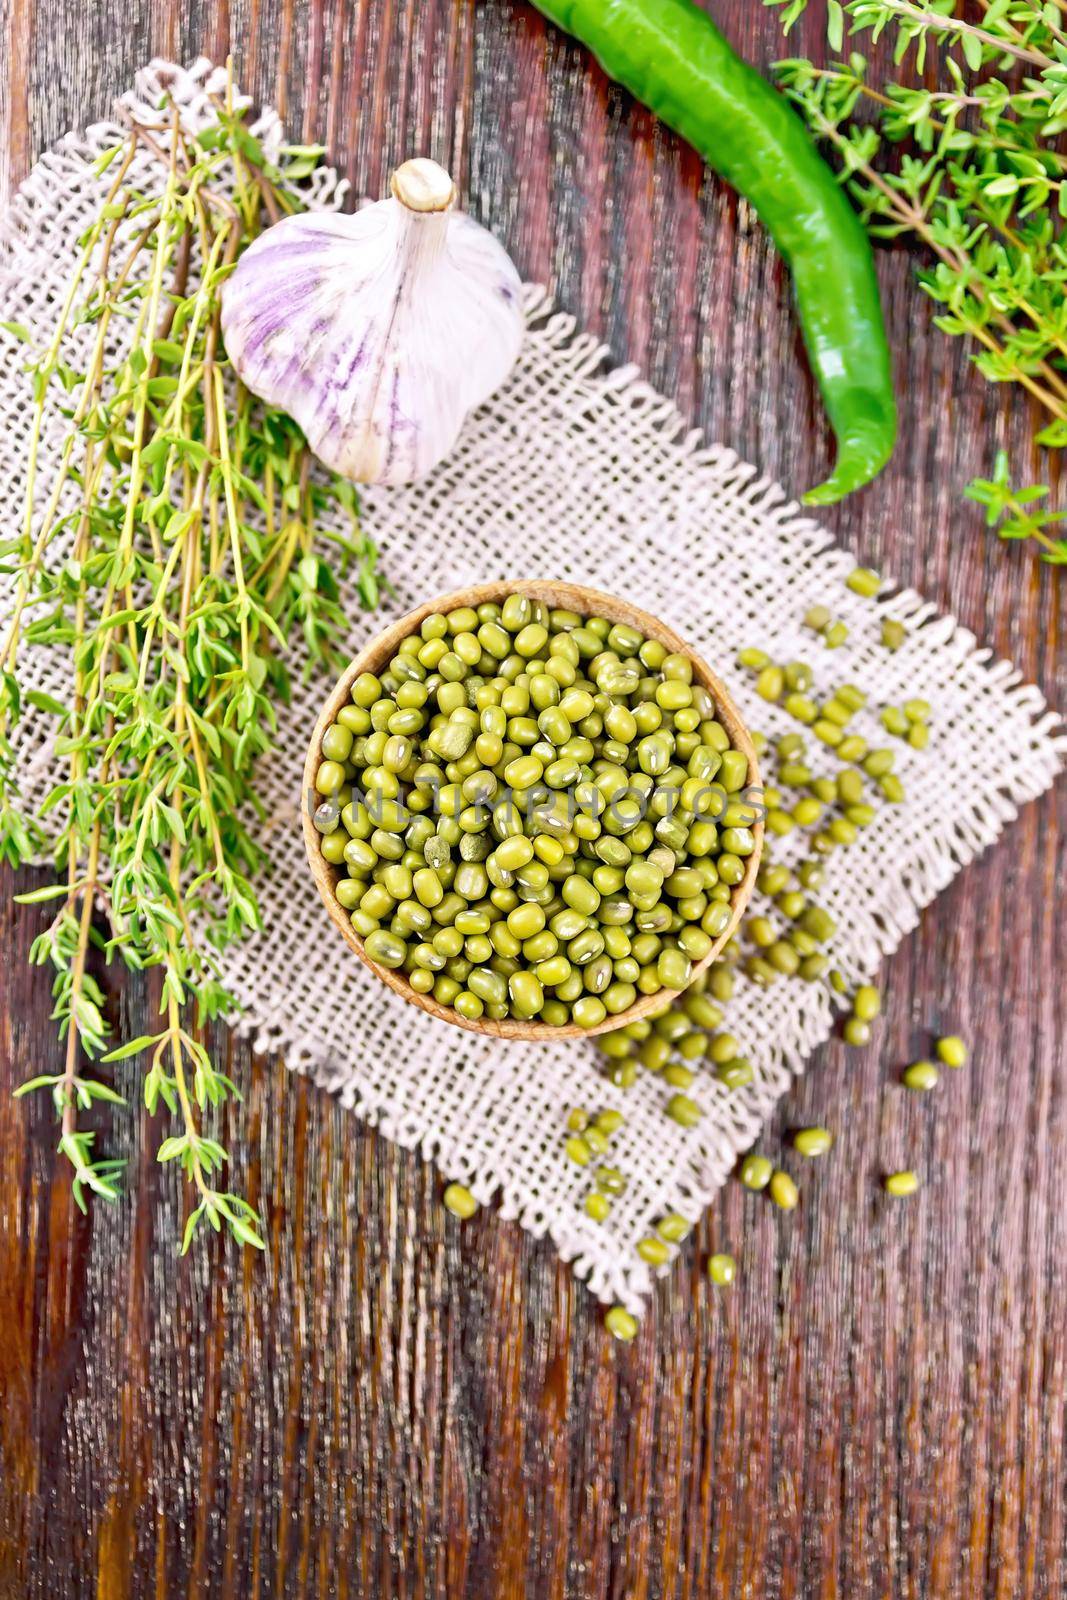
[303,581,762,1040]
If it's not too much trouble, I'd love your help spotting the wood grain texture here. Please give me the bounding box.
[0,3,1064,1596]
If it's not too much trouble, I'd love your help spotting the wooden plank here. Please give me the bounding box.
[0,2,1064,1595]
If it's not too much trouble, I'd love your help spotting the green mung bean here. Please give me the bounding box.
[852,984,881,1021]
[767,940,800,976]
[776,890,806,920]
[442,1182,478,1219]
[799,905,836,944]
[707,1253,737,1286]
[783,692,818,724]
[565,1134,592,1166]
[846,565,881,597]
[715,1057,754,1089]
[863,747,894,778]
[740,1153,773,1190]
[836,734,868,763]
[605,1306,639,1341]
[821,697,853,727]
[755,665,785,702]
[792,797,823,827]
[837,769,866,807]
[757,863,791,896]
[783,661,814,692]
[936,1035,968,1068]
[797,860,825,890]
[663,1062,696,1089]
[665,1093,703,1128]
[903,1060,939,1091]
[798,953,828,981]
[657,1212,691,1243]
[884,1170,920,1197]
[793,1126,833,1157]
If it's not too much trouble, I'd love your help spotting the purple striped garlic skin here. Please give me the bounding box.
[221,160,524,486]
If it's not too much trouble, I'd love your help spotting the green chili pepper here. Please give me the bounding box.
[530,0,896,504]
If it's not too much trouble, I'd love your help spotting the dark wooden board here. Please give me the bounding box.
[1,2,1064,1595]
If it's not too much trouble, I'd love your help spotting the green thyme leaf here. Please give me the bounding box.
[774,0,1067,561]
[3,87,386,1253]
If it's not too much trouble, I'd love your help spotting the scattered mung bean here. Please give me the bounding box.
[884,1170,920,1197]
[708,1253,737,1285]
[565,1134,592,1166]
[793,1126,833,1157]
[902,1060,939,1091]
[769,1169,799,1210]
[637,1236,671,1266]
[665,1093,703,1127]
[936,1035,968,1068]
[443,1182,478,1219]
[852,984,882,1021]
[740,1153,773,1190]
[657,1212,692,1243]
[605,1306,639,1341]
[846,565,881,598]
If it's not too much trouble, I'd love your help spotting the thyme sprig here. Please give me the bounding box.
[769,0,1067,563]
[2,81,383,1248]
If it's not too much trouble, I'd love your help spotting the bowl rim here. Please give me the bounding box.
[302,579,763,1041]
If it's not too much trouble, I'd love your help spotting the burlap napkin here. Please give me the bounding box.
[2,59,1061,1310]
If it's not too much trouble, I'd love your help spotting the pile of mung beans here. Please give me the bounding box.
[312,591,759,1029]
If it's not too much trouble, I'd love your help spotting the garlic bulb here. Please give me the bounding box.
[221,158,524,485]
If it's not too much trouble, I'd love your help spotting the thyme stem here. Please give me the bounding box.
[5,90,383,1247]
